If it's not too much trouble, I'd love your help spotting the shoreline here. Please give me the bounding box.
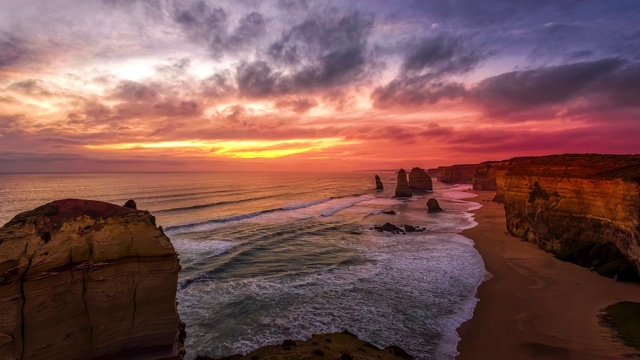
[456,190,640,359]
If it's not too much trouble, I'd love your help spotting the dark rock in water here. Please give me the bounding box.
[404,225,426,233]
[375,175,384,190]
[382,210,396,215]
[404,224,417,232]
[395,169,412,197]
[123,199,137,209]
[374,223,405,233]
[427,198,443,212]
[409,167,433,191]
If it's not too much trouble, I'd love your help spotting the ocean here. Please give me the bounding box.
[0,172,485,360]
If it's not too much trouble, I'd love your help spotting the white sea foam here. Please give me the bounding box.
[173,177,486,360]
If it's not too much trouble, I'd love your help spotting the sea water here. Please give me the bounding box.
[0,172,485,360]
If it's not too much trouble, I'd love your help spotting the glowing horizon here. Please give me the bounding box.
[85,138,357,159]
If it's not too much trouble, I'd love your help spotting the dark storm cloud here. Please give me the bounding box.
[587,62,640,108]
[372,79,467,108]
[267,11,374,65]
[400,36,481,78]
[112,80,159,102]
[471,58,625,116]
[372,35,479,108]
[237,11,377,98]
[0,36,29,68]
[277,0,310,11]
[170,1,266,56]
[200,71,236,98]
[7,79,55,97]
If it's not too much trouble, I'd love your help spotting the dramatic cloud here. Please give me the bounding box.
[0,0,639,172]
[372,35,479,108]
[473,59,623,114]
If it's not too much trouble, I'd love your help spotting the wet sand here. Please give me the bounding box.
[456,190,640,359]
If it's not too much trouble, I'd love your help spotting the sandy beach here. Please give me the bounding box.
[457,190,640,360]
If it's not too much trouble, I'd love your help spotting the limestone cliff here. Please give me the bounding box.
[438,164,477,184]
[500,154,640,281]
[408,167,433,191]
[395,169,412,197]
[0,199,184,359]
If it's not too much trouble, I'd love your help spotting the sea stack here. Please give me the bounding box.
[123,199,137,209]
[395,169,412,197]
[0,199,185,359]
[375,175,384,190]
[427,198,443,212]
[409,167,433,191]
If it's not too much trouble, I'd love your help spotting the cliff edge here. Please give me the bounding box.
[500,154,640,281]
[0,199,184,359]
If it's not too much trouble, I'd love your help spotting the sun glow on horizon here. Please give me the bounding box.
[85,138,358,159]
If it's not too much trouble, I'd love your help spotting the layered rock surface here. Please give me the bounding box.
[408,168,433,191]
[0,199,184,359]
[394,169,412,197]
[438,164,477,184]
[500,154,640,281]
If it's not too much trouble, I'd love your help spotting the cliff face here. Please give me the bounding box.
[408,167,433,191]
[472,161,509,191]
[439,164,477,184]
[501,154,640,281]
[0,199,184,359]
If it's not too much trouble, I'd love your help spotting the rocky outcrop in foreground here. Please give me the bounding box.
[408,168,433,191]
[395,169,412,197]
[375,175,384,190]
[200,331,413,360]
[500,154,640,281]
[0,199,184,359]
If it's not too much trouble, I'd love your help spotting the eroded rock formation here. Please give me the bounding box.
[123,199,137,209]
[0,199,184,359]
[408,168,433,191]
[196,331,414,359]
[501,154,640,281]
[427,198,443,212]
[395,169,412,197]
[375,175,384,190]
[438,164,477,184]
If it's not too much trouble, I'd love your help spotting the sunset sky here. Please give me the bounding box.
[1,0,639,172]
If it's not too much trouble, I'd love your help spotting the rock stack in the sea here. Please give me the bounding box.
[395,169,412,197]
[499,154,640,281]
[0,199,185,359]
[427,198,443,212]
[408,167,433,191]
[123,199,137,209]
[375,175,384,190]
[374,223,426,234]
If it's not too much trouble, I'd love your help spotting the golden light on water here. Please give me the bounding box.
[85,138,356,159]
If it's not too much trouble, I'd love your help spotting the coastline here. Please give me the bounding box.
[456,190,640,359]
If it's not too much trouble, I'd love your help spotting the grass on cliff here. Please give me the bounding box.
[601,301,640,352]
